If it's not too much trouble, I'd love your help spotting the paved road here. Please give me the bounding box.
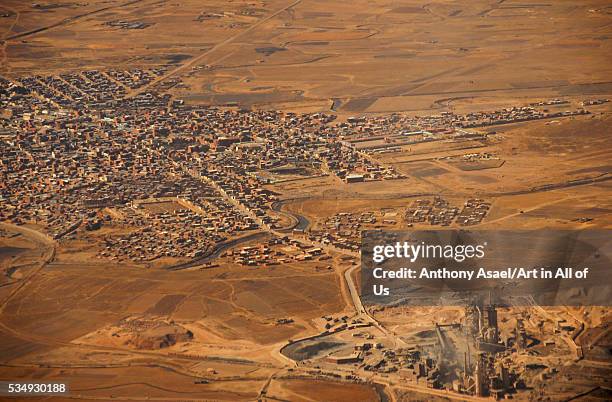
[344,263,365,314]
[270,199,311,231]
[167,231,270,270]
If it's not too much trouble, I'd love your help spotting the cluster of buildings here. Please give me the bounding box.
[444,152,500,163]
[322,142,402,182]
[332,100,587,141]
[9,68,167,110]
[455,199,491,226]
[1,70,397,262]
[99,194,257,262]
[405,197,490,226]
[0,77,260,262]
[405,197,459,226]
[106,68,166,90]
[305,197,490,252]
[529,99,569,107]
[451,105,588,128]
[308,212,379,252]
[0,68,592,266]
[225,236,329,266]
[581,98,609,106]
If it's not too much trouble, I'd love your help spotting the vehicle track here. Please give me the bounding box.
[4,0,147,42]
[129,0,303,97]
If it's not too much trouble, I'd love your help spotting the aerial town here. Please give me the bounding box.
[0,68,594,264]
[1,64,610,400]
[0,0,610,401]
[0,68,534,255]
